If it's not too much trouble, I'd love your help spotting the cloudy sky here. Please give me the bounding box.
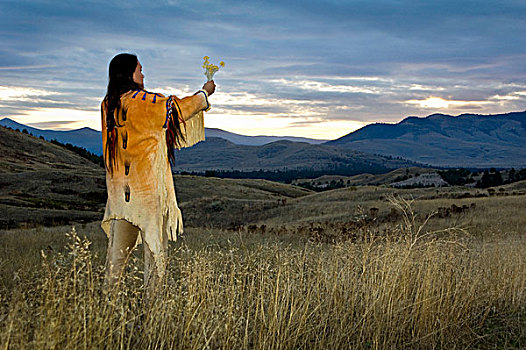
[1,0,525,139]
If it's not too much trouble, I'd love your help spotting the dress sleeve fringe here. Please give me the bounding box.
[165,96,205,151]
[179,110,205,149]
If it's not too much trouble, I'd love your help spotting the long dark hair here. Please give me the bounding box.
[104,53,141,174]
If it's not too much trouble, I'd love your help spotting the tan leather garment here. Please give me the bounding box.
[100,89,208,256]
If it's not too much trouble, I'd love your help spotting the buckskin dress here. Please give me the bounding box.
[101,89,209,261]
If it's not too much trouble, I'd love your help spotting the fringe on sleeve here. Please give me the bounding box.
[165,96,206,164]
[180,110,205,148]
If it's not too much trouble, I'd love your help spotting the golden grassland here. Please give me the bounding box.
[1,183,526,349]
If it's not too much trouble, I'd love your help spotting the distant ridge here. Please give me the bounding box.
[326,111,526,168]
[205,128,327,145]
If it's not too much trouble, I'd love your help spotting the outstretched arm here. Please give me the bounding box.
[174,80,216,122]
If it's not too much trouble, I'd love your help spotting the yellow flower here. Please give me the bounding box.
[202,56,225,81]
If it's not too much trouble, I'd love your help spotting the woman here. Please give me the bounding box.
[101,53,215,288]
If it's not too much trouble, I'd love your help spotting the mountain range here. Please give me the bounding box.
[0,117,420,177]
[0,118,325,156]
[328,111,526,168]
[2,110,525,169]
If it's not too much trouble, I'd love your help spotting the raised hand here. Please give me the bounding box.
[202,80,216,96]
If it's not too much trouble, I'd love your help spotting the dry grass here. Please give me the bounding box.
[1,197,525,349]
[252,186,526,238]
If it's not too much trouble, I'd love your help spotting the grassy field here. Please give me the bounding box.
[1,182,526,349]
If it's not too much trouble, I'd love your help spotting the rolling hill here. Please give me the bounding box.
[0,125,316,228]
[2,124,525,232]
[292,167,438,188]
[0,125,107,228]
[172,137,420,173]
